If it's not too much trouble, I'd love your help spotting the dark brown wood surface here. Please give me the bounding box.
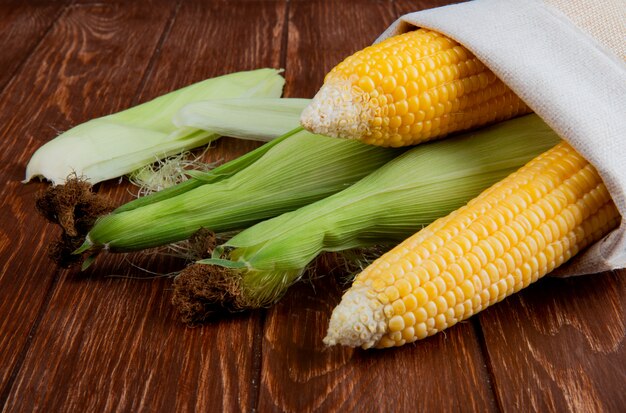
[0,1,623,412]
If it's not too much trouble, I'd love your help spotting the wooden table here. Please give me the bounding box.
[0,0,624,411]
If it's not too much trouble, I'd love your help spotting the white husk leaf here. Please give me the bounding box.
[24,69,285,185]
[130,98,312,195]
[173,98,310,142]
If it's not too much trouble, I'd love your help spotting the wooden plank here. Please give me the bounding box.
[260,277,499,412]
[258,1,497,411]
[0,0,70,90]
[2,0,287,411]
[0,0,70,392]
[282,0,395,98]
[478,271,626,412]
[4,269,263,413]
[0,0,178,405]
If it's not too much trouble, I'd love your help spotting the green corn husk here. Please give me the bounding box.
[126,98,312,195]
[25,69,285,185]
[79,129,401,255]
[186,114,561,314]
[44,99,310,270]
[114,99,310,213]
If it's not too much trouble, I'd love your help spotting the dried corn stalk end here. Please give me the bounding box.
[172,263,243,324]
[171,261,305,321]
[35,175,115,267]
[301,29,530,147]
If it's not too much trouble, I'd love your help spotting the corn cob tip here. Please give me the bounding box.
[324,285,387,349]
[300,79,372,140]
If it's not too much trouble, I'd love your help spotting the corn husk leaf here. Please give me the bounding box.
[112,102,309,214]
[173,98,310,142]
[80,129,401,254]
[199,114,562,309]
[121,98,311,200]
[25,69,285,185]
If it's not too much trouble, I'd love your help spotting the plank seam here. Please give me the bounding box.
[0,0,74,98]
[249,311,266,413]
[391,4,502,411]
[0,270,63,411]
[0,1,75,408]
[129,0,184,106]
[250,2,291,411]
[472,317,505,413]
[279,0,291,73]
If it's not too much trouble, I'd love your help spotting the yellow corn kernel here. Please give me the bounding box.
[301,29,531,147]
[324,142,620,349]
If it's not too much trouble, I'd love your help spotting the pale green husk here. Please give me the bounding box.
[127,98,311,196]
[173,98,310,142]
[25,69,285,185]
[201,114,562,309]
[113,98,312,213]
[112,127,298,214]
[80,129,400,254]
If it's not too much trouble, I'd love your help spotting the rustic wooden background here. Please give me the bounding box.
[0,0,624,412]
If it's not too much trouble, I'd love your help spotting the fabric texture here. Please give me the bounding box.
[376,0,626,276]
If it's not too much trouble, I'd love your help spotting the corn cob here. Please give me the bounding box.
[301,29,531,147]
[325,143,620,349]
[188,114,559,317]
[79,129,399,254]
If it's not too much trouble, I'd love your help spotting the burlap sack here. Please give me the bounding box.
[376,0,626,277]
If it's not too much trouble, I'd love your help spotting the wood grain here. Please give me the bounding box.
[282,0,395,99]
[258,1,497,411]
[478,271,626,412]
[0,0,70,90]
[0,0,178,407]
[2,0,287,411]
[259,276,498,413]
[0,0,624,412]
[3,271,263,412]
[0,0,176,399]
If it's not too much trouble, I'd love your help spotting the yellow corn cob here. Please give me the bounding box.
[301,29,531,147]
[324,142,620,348]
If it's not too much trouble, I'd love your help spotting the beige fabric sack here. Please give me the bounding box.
[376,0,626,277]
